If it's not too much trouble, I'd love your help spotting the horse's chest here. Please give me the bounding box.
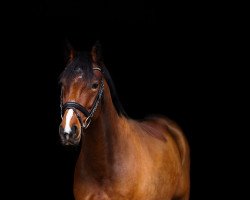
[74,178,166,200]
[75,192,110,200]
[74,182,134,200]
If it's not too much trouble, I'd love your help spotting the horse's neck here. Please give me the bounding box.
[76,86,126,180]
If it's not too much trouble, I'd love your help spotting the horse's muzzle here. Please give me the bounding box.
[59,125,80,145]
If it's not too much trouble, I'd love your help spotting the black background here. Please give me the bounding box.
[3,1,245,200]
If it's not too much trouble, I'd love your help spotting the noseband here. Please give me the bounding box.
[61,67,104,132]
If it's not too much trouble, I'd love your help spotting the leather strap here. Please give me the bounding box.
[62,102,90,117]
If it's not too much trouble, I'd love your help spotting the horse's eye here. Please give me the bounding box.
[92,83,99,89]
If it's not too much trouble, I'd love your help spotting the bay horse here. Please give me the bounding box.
[59,42,190,200]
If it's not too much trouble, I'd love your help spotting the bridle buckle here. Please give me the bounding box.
[83,116,91,129]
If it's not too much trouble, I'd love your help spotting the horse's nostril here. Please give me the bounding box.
[71,125,77,134]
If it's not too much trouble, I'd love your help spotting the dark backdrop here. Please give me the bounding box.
[3,2,244,200]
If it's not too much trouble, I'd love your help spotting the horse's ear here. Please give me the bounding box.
[64,39,75,63]
[91,41,104,66]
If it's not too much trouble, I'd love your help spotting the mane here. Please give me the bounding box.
[102,66,127,117]
[59,51,127,117]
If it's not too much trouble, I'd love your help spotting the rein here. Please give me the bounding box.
[61,67,104,131]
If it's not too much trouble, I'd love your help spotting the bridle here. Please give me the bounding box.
[60,67,104,133]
